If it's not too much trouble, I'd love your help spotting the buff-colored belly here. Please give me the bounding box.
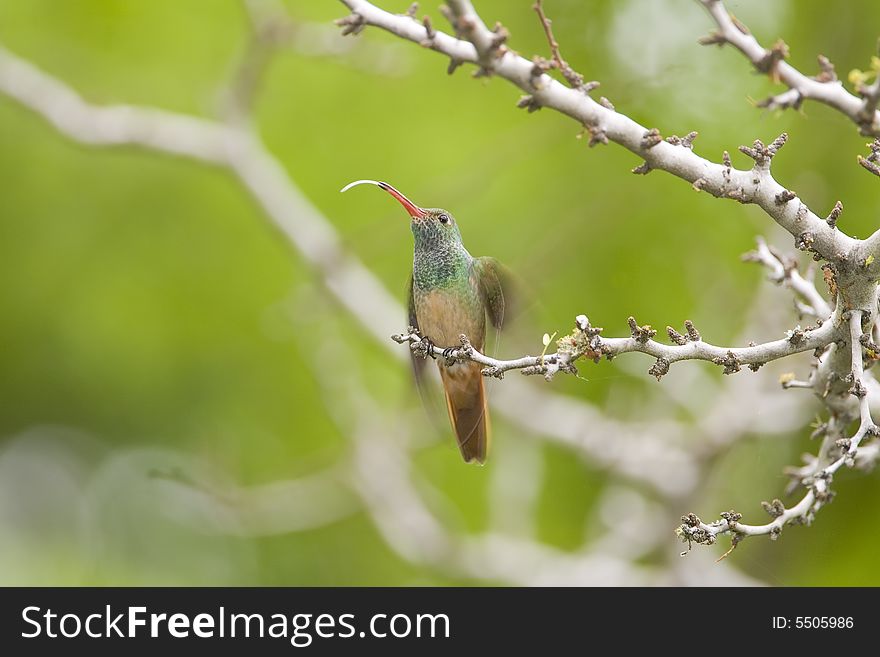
[415,288,485,352]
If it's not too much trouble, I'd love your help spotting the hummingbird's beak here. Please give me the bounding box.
[340,179,426,219]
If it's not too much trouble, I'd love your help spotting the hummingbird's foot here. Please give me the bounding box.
[418,335,438,359]
[441,346,458,366]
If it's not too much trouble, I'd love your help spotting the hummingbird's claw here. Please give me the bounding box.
[418,335,438,359]
[442,347,458,365]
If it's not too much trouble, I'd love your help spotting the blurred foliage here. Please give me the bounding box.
[1,0,879,586]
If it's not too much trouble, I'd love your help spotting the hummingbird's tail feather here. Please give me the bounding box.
[440,362,490,464]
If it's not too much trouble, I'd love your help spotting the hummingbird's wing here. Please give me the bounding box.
[407,276,448,432]
[472,256,515,330]
[407,274,428,388]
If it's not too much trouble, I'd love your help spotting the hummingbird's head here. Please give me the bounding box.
[340,180,463,250]
[408,206,462,250]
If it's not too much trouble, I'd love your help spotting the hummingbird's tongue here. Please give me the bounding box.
[340,179,426,218]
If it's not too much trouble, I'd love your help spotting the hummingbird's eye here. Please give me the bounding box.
[438,214,450,224]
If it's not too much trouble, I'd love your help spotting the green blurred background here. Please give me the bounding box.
[1,0,878,585]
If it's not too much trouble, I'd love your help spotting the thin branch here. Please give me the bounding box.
[443,0,501,69]
[0,42,411,347]
[856,77,880,133]
[337,0,854,262]
[226,0,414,121]
[690,287,823,459]
[532,0,586,89]
[697,0,880,136]
[678,310,879,549]
[0,46,236,162]
[243,0,411,75]
[858,138,880,178]
[151,465,359,537]
[855,141,880,263]
[393,311,840,381]
[742,237,832,319]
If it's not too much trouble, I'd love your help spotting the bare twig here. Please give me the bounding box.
[532,0,586,89]
[742,237,832,319]
[678,310,879,548]
[393,311,840,381]
[697,0,880,136]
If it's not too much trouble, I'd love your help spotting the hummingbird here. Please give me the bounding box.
[341,180,511,464]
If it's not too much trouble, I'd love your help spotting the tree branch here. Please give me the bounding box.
[393,310,839,381]
[337,0,854,264]
[241,0,412,78]
[697,0,880,137]
[532,0,586,89]
[678,310,879,551]
[742,237,832,319]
